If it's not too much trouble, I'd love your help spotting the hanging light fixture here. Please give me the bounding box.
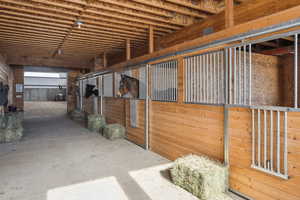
[75,20,84,29]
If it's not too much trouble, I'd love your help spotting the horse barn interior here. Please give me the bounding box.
[1,0,300,200]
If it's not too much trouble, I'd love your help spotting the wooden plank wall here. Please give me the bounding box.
[103,97,125,125]
[229,107,300,200]
[125,99,145,146]
[150,102,224,161]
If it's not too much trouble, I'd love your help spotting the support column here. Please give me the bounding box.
[126,39,131,60]
[149,25,154,53]
[225,0,234,28]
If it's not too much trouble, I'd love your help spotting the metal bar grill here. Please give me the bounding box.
[228,44,252,105]
[151,60,178,102]
[251,107,289,179]
[184,50,225,104]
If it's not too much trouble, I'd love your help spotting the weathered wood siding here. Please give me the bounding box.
[229,107,300,200]
[125,99,145,146]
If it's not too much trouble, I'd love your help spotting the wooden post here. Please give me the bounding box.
[225,0,234,28]
[149,25,154,53]
[126,39,131,60]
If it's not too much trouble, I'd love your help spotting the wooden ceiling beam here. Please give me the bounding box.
[25,0,191,27]
[0,1,176,33]
[164,0,219,14]
[0,9,166,38]
[66,0,171,18]
[5,55,90,69]
[129,0,207,18]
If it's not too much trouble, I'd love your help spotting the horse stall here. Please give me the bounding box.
[76,29,300,200]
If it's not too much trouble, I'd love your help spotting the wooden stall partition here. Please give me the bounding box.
[149,102,224,161]
[125,99,145,147]
[228,107,300,200]
[103,97,126,126]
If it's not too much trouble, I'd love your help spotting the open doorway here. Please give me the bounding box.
[23,70,67,118]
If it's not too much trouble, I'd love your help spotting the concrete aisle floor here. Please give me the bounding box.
[0,102,201,200]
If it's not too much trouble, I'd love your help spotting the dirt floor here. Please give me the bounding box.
[0,101,243,200]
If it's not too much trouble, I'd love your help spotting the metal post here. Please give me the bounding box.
[145,64,150,150]
[234,48,237,104]
[284,111,288,176]
[249,44,252,105]
[270,110,273,171]
[295,34,298,108]
[243,45,247,105]
[252,109,255,166]
[258,109,261,167]
[277,110,281,173]
[264,109,267,168]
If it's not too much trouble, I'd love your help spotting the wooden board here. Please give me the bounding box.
[103,97,126,125]
[150,101,224,161]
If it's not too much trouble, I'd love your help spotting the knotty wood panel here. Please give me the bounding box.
[229,107,300,200]
[125,99,145,146]
[103,97,125,125]
[150,102,224,161]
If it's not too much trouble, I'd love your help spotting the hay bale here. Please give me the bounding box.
[103,124,125,140]
[87,114,106,132]
[0,112,24,143]
[170,154,228,200]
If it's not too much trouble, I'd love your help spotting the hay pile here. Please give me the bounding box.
[69,109,85,121]
[103,124,125,140]
[170,155,228,200]
[0,112,24,143]
[87,114,106,132]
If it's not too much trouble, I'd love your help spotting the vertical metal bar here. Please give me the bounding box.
[145,64,150,150]
[264,109,267,168]
[277,110,281,173]
[191,57,195,102]
[270,110,273,171]
[258,109,261,167]
[175,61,178,101]
[295,34,298,108]
[209,53,212,103]
[252,109,255,166]
[199,55,205,103]
[184,58,187,102]
[224,49,230,104]
[238,46,242,104]
[234,48,237,104]
[249,44,252,105]
[284,111,288,176]
[228,48,232,104]
[187,59,190,102]
[221,51,225,103]
[211,53,214,103]
[244,45,247,105]
[195,56,199,103]
[197,56,200,103]
[213,52,216,104]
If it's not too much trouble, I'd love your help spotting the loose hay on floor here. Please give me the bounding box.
[87,114,106,132]
[103,124,125,140]
[170,154,228,200]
